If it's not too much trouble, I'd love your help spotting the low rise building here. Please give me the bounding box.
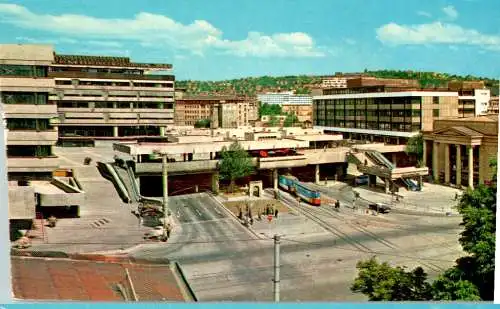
[422,115,498,189]
[449,81,490,117]
[488,96,499,114]
[281,102,313,123]
[257,91,312,106]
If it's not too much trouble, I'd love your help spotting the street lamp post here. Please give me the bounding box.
[160,152,171,240]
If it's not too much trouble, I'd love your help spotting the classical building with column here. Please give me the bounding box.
[422,115,498,189]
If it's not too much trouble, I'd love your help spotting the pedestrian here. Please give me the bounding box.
[274,209,279,218]
[166,224,171,238]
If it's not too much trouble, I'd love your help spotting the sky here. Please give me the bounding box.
[0,0,499,80]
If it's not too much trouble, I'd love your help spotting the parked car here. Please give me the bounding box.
[354,175,369,185]
[368,203,391,214]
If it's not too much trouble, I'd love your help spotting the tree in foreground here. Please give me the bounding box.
[351,183,496,301]
[218,141,254,192]
[405,134,424,166]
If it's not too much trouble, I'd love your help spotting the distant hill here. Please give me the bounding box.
[176,70,499,97]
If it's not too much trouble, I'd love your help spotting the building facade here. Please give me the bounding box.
[488,96,499,114]
[422,115,498,189]
[313,91,459,144]
[0,44,59,179]
[257,92,312,105]
[281,103,313,123]
[175,96,257,127]
[449,81,490,117]
[49,53,174,146]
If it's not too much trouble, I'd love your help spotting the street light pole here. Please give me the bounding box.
[161,153,171,238]
[273,234,281,302]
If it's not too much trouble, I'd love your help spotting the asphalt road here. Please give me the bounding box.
[128,191,464,302]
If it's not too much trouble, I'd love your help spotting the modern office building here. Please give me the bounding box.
[49,53,174,146]
[257,91,312,105]
[0,44,59,180]
[175,96,257,127]
[313,90,459,144]
[422,115,498,189]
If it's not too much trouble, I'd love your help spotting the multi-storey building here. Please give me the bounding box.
[175,96,257,127]
[49,53,174,146]
[257,91,312,105]
[448,81,490,117]
[321,77,348,89]
[313,89,459,144]
[0,44,59,180]
[488,96,499,114]
[281,103,313,123]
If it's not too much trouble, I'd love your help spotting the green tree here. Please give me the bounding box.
[351,183,496,301]
[405,134,424,165]
[259,102,283,118]
[268,115,279,127]
[351,257,433,301]
[194,118,211,128]
[283,112,299,127]
[219,141,254,192]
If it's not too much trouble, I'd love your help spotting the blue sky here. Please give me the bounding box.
[0,0,499,80]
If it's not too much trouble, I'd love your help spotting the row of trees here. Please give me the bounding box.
[258,102,300,127]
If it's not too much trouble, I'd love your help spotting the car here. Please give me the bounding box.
[354,175,369,185]
[368,203,391,214]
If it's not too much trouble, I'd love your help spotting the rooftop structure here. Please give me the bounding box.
[257,92,312,105]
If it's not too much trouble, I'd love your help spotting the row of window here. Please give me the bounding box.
[6,119,52,131]
[314,97,423,106]
[57,101,174,109]
[315,120,421,132]
[1,92,48,105]
[7,145,52,157]
[318,110,421,117]
[56,80,173,88]
[0,65,47,77]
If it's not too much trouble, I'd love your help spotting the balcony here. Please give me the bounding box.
[58,118,174,125]
[55,84,174,92]
[0,77,55,92]
[3,104,58,118]
[7,156,59,173]
[135,160,220,175]
[258,156,307,169]
[49,71,175,81]
[7,130,58,145]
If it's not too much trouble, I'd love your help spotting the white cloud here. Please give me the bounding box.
[417,11,432,18]
[376,21,500,51]
[343,38,357,45]
[0,3,324,58]
[442,5,458,20]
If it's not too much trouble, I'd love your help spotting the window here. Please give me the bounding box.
[433,109,440,117]
[0,65,47,77]
[1,92,47,105]
[433,97,439,104]
[6,119,50,130]
[7,145,52,157]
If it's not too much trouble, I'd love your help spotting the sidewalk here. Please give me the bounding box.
[353,183,461,215]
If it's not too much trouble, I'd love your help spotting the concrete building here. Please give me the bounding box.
[49,52,174,146]
[321,77,348,89]
[281,102,313,123]
[175,96,257,128]
[313,91,459,144]
[257,91,312,105]
[449,81,490,117]
[422,115,498,189]
[0,44,59,180]
[488,96,499,114]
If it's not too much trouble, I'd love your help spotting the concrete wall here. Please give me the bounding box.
[0,44,54,65]
[8,186,36,220]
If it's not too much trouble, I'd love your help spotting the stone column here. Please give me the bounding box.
[456,145,462,187]
[315,164,320,184]
[478,146,484,185]
[113,126,119,137]
[211,172,219,194]
[159,126,166,137]
[385,178,390,194]
[432,141,439,182]
[468,146,474,189]
[422,140,427,166]
[273,169,278,190]
[392,153,397,167]
[444,144,450,184]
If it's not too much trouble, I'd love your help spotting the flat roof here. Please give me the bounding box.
[30,181,66,195]
[292,134,343,142]
[53,54,172,69]
[313,91,459,100]
[315,126,420,138]
[114,138,311,155]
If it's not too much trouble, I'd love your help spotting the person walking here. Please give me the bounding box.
[274,209,279,218]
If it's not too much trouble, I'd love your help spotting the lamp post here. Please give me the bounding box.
[155,150,171,240]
